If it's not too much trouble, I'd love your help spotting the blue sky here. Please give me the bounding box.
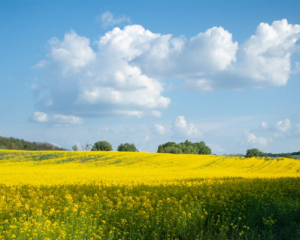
[1,0,300,154]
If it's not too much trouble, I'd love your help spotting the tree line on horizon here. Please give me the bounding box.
[1,135,299,158]
[71,140,212,155]
[245,148,300,158]
[0,136,66,151]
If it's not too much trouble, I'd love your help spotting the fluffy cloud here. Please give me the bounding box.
[207,143,225,154]
[133,19,300,90]
[184,79,213,92]
[134,26,238,78]
[154,124,165,135]
[97,11,130,28]
[236,19,300,87]
[151,110,162,118]
[33,27,170,118]
[53,115,83,124]
[172,116,201,138]
[48,30,96,73]
[261,122,268,128]
[260,118,300,139]
[244,129,268,147]
[30,112,83,125]
[31,112,48,122]
[32,19,300,119]
[274,119,291,132]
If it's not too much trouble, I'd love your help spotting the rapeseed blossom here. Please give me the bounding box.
[0,150,300,239]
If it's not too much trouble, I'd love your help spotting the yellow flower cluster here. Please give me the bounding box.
[0,150,300,239]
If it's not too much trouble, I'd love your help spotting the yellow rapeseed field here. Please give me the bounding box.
[0,150,300,239]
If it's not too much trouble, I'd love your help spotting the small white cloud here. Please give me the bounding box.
[113,110,143,118]
[261,122,268,128]
[244,129,268,146]
[273,132,285,139]
[207,143,225,154]
[97,11,131,28]
[274,119,291,132]
[31,111,48,122]
[152,110,162,118]
[185,79,213,91]
[53,114,83,124]
[293,62,300,73]
[31,60,49,69]
[154,124,165,135]
[172,116,201,138]
[30,84,38,90]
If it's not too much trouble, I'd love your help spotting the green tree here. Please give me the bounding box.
[117,143,138,152]
[197,141,212,154]
[0,145,7,149]
[162,147,183,154]
[72,145,78,151]
[91,141,112,151]
[82,143,92,151]
[157,142,177,153]
[157,140,211,155]
[245,148,266,158]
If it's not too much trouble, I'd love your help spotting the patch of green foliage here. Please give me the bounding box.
[157,140,211,155]
[91,141,112,151]
[117,143,138,152]
[245,148,266,158]
[0,136,66,151]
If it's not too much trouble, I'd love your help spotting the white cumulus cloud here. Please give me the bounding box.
[48,30,96,74]
[134,19,300,90]
[274,119,291,132]
[261,122,268,128]
[244,129,268,147]
[172,116,201,138]
[154,124,165,135]
[97,11,131,28]
[152,110,162,118]
[32,27,170,118]
[207,143,225,154]
[29,112,83,125]
[31,111,48,122]
[184,79,213,91]
[31,19,300,120]
[134,26,238,78]
[53,114,83,124]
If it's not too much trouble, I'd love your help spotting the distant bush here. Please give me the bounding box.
[162,147,183,154]
[117,143,138,152]
[91,141,112,151]
[0,145,7,149]
[157,140,211,155]
[72,145,78,151]
[266,150,300,158]
[245,148,266,158]
[284,153,292,158]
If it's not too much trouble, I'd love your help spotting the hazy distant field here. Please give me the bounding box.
[292,155,300,160]
[0,150,300,239]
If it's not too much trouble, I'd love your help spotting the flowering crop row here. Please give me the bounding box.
[0,150,300,239]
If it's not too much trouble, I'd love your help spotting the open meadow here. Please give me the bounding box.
[1,150,300,239]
